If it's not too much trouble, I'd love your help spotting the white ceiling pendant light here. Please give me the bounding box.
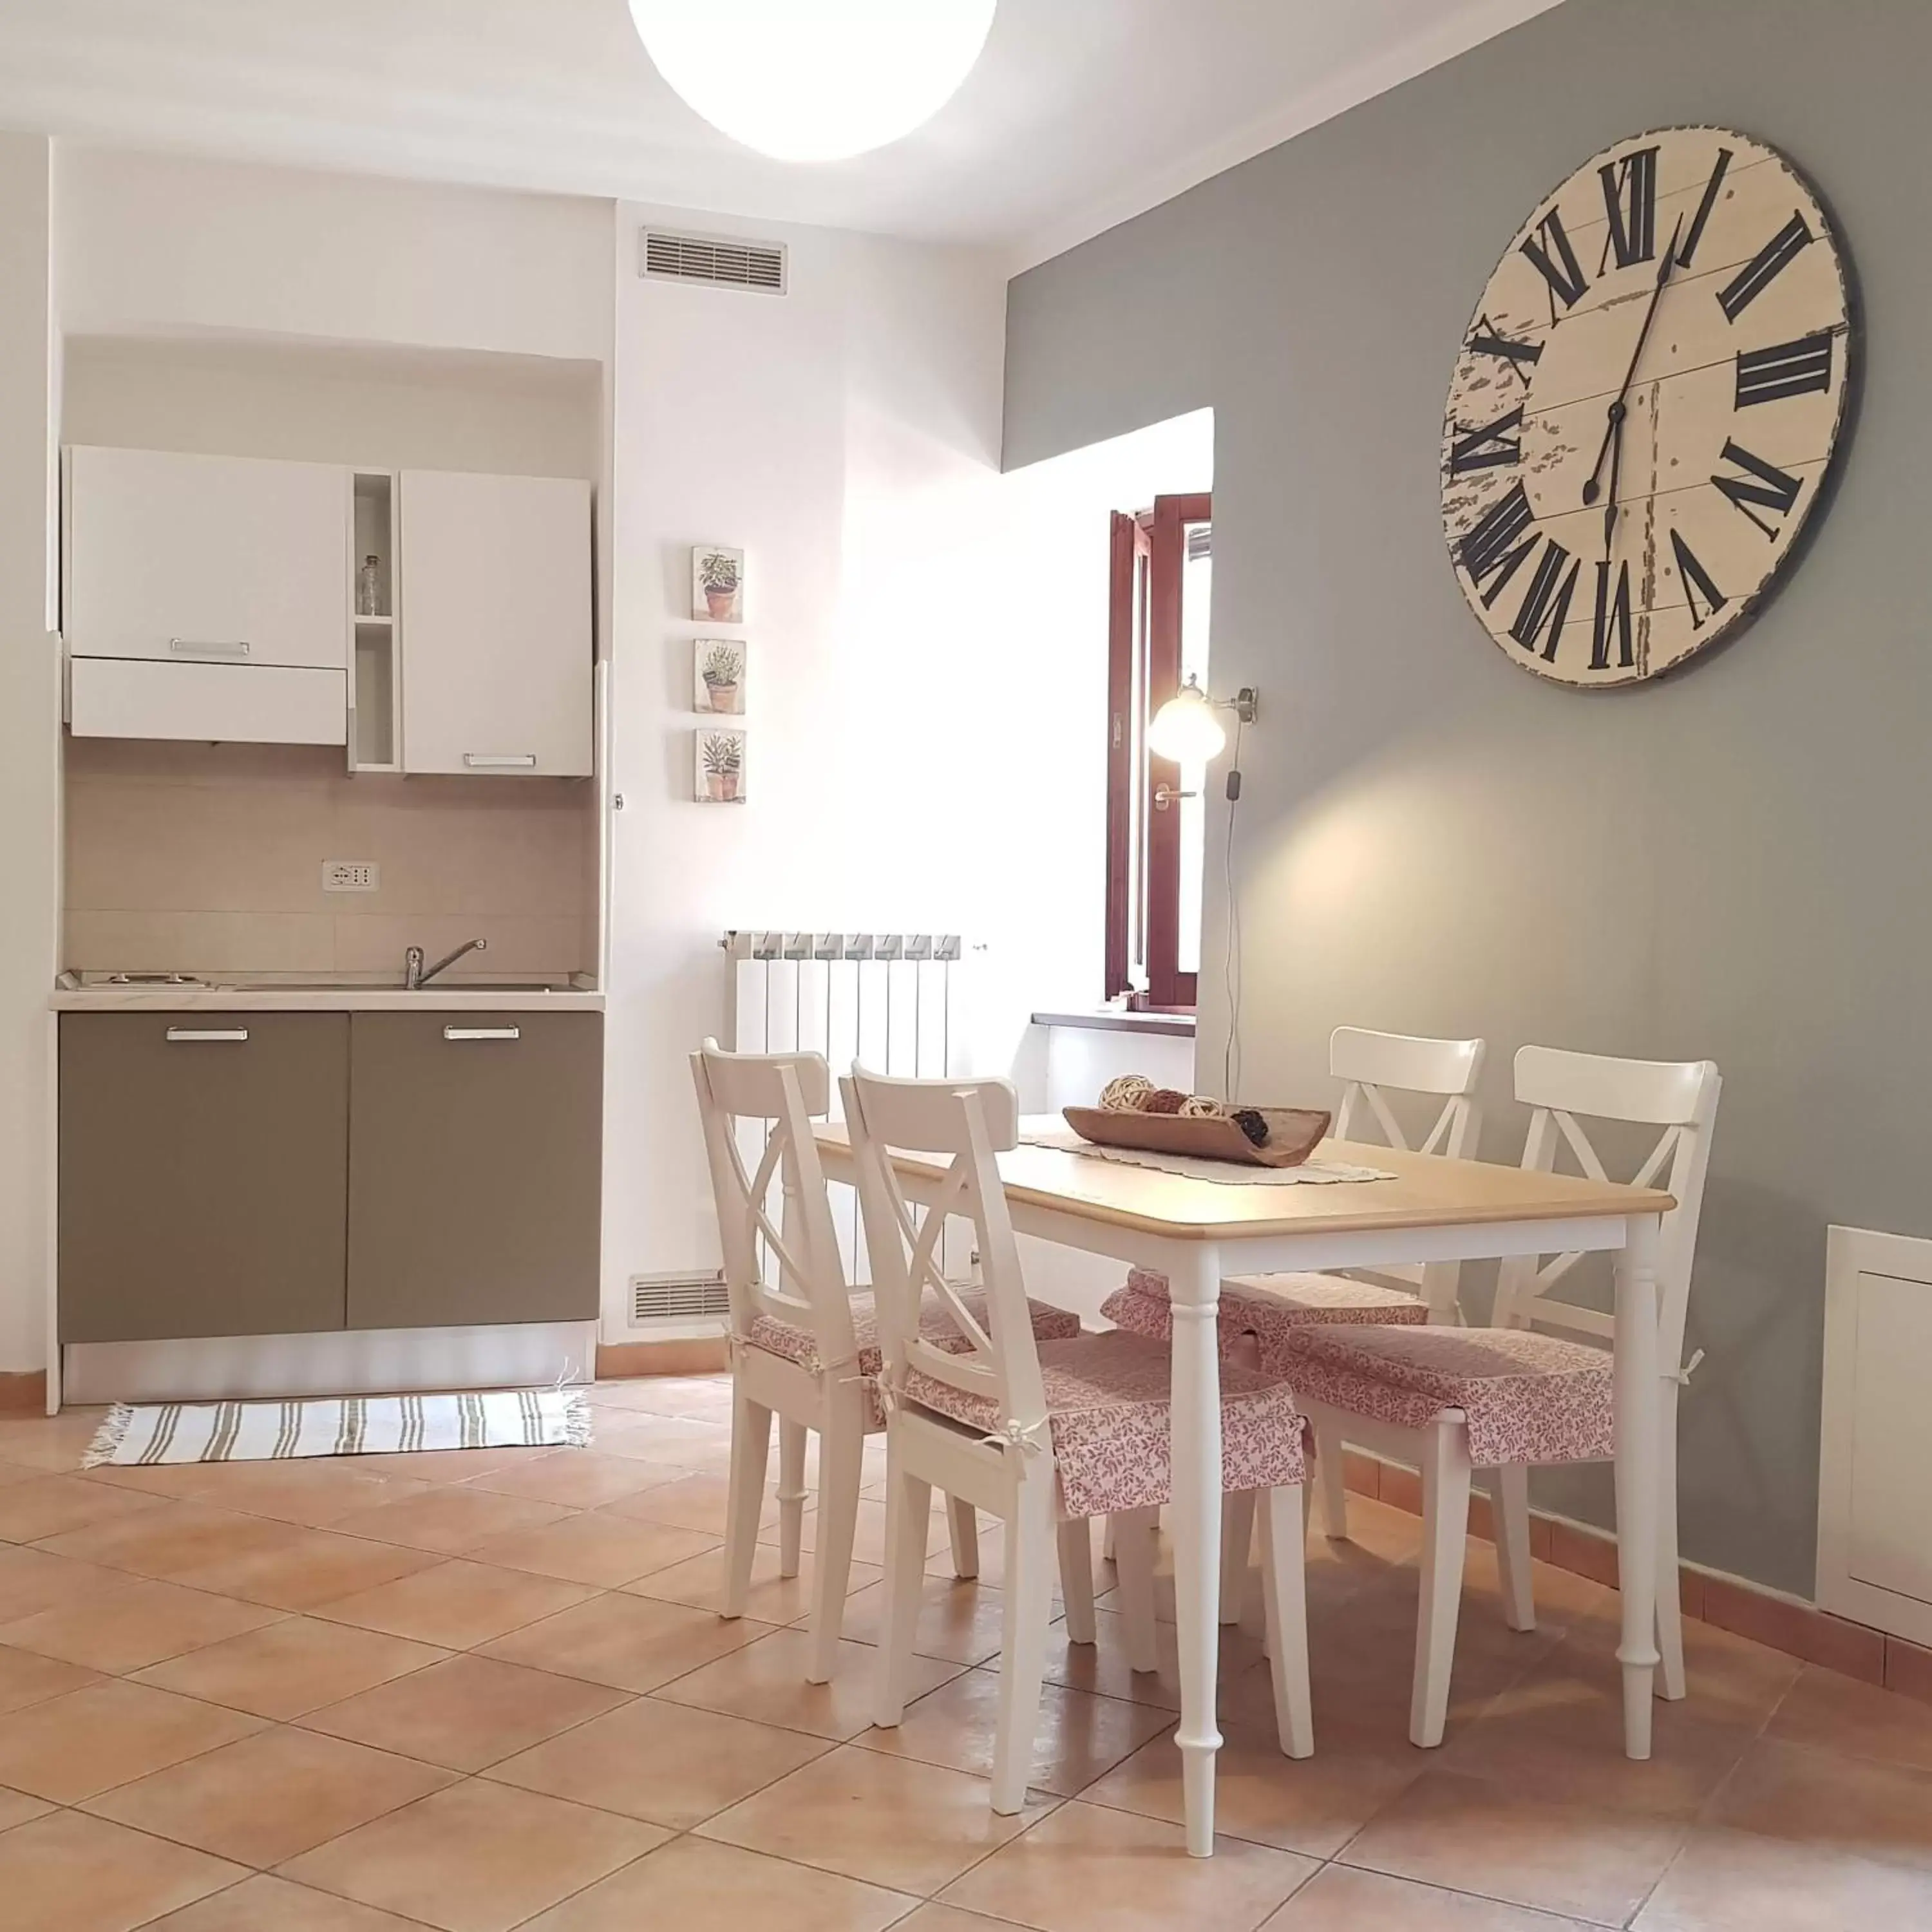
[629,0,996,163]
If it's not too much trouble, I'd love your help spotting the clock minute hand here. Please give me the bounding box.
[1582,213,1686,508]
[1602,407,1625,558]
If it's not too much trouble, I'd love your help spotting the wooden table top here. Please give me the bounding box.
[811,1118,1674,1244]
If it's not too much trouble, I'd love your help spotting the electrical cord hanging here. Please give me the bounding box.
[1220,712,1244,1101]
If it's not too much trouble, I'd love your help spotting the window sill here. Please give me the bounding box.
[1031,1009,1197,1041]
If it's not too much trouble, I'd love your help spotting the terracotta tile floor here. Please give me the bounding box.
[3,1375,1931,1931]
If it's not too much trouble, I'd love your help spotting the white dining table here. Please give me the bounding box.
[813,1117,1675,1857]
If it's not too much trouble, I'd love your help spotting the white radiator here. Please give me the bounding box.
[723,931,969,1282]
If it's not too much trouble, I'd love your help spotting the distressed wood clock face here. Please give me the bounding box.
[1443,127,1855,686]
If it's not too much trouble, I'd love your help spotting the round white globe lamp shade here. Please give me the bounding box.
[1146,681,1227,764]
[629,0,997,162]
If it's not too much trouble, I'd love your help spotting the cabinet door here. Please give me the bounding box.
[67,447,348,670]
[68,659,347,748]
[59,1013,350,1343]
[398,469,592,777]
[346,1012,602,1329]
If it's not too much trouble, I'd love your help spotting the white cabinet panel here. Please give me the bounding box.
[1848,1269,1932,1600]
[1819,1227,1932,1642]
[67,447,348,670]
[398,470,592,777]
[70,658,346,747]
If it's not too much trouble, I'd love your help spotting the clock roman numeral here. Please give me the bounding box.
[1510,538,1581,660]
[1717,211,1814,321]
[1669,528,1728,631]
[1448,406,1524,475]
[1598,146,1658,270]
[1735,331,1833,407]
[1520,208,1589,318]
[1456,481,1539,607]
[1468,314,1542,387]
[1591,559,1634,670]
[1712,438,1804,538]
[1676,147,1733,269]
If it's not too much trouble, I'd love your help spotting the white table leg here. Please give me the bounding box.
[1168,1242,1224,1855]
[1613,1211,1662,1759]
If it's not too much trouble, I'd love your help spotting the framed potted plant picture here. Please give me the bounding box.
[694,637,746,714]
[692,544,744,624]
[695,726,747,802]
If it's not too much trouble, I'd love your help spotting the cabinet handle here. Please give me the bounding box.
[166,1027,249,1043]
[444,1026,520,1042]
[462,752,538,768]
[169,638,251,658]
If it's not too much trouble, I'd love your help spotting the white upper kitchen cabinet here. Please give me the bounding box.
[67,446,348,670]
[398,469,593,778]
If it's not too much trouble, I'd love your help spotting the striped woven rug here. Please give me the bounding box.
[83,1387,591,1467]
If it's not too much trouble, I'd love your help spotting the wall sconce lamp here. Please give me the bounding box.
[1148,675,1258,810]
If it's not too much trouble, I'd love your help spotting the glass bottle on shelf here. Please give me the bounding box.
[356,554,383,617]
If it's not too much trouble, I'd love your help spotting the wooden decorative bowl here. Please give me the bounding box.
[1060,1105,1332,1169]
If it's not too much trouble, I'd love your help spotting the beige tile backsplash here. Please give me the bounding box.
[64,739,597,981]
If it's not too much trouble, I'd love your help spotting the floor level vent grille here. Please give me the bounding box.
[629,1271,732,1327]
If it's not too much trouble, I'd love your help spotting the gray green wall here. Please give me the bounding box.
[1003,0,1931,1597]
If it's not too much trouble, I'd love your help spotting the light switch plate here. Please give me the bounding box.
[322,860,379,893]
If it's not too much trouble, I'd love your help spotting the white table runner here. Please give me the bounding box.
[1020,1126,1396,1186]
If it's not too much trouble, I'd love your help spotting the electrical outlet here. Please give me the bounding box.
[322,860,379,894]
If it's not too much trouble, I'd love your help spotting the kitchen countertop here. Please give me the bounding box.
[52,984,605,1012]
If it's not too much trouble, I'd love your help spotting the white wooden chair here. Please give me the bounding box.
[690,1041,1080,1684]
[846,1064,1314,1817]
[1099,1027,1486,1568]
[1287,1046,1721,1745]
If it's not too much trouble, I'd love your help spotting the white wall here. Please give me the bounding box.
[62,335,601,482]
[0,133,59,1372]
[600,225,1214,1332]
[603,207,1016,1323]
[55,146,611,363]
[605,207,1170,1329]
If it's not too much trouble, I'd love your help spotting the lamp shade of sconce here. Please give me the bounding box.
[1147,676,1229,764]
[629,0,998,162]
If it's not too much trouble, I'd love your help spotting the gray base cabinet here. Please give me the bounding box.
[346,1012,602,1330]
[59,1008,603,1344]
[59,1012,350,1343]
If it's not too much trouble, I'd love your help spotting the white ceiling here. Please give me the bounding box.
[0,0,1561,268]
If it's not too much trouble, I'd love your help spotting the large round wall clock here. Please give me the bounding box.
[1442,126,1856,686]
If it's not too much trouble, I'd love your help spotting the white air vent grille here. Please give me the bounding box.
[629,1270,732,1327]
[641,229,787,294]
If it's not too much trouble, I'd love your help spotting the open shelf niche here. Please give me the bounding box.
[350,471,399,770]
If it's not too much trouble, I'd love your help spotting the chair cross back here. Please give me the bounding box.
[1327,1028,1486,1309]
[842,1067,1047,1437]
[1492,1045,1721,1374]
[690,1040,857,1374]
[1330,1025,1486,1157]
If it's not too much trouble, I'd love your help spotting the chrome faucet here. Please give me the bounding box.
[404,937,488,989]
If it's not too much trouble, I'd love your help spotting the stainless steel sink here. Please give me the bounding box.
[216,980,566,994]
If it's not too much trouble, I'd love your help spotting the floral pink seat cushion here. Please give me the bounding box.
[746,1288,1080,1382]
[1283,1324,1615,1468]
[1100,1265,1426,1370]
[898,1330,1304,1520]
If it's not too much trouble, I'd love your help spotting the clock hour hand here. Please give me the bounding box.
[1582,213,1686,508]
[1602,409,1624,558]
